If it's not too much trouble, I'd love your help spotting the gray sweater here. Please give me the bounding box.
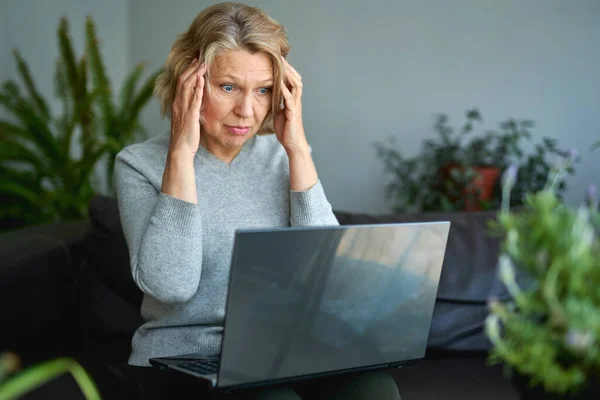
[114,133,339,366]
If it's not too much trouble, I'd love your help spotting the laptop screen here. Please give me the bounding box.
[218,222,449,388]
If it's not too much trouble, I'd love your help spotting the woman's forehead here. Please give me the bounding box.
[211,50,273,82]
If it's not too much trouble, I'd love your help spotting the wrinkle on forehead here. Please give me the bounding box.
[212,50,273,82]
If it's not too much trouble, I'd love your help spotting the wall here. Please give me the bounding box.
[6,0,599,213]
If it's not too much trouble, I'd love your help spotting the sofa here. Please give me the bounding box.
[0,195,517,399]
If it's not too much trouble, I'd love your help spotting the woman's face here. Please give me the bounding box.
[200,49,273,162]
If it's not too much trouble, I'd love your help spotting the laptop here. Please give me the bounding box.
[150,222,450,392]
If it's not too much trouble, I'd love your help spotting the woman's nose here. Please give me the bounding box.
[234,94,254,118]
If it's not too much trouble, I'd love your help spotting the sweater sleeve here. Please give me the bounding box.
[114,148,203,304]
[289,179,339,227]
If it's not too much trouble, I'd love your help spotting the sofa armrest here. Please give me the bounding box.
[0,222,87,361]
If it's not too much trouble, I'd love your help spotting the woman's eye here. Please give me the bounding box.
[221,85,234,92]
[258,87,271,95]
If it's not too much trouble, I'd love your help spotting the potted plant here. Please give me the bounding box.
[0,16,162,232]
[374,108,577,213]
[485,157,599,399]
[0,352,101,399]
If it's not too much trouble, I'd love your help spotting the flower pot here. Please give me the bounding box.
[441,165,501,211]
[465,166,501,211]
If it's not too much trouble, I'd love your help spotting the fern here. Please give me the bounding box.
[0,15,161,231]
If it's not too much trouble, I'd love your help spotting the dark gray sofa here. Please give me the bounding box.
[0,196,516,399]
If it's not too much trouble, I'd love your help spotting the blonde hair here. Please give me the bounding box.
[154,2,290,133]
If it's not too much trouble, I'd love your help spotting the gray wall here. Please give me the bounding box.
[128,0,600,214]
[3,1,599,213]
[1,0,128,116]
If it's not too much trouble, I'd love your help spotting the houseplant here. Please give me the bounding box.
[485,157,599,398]
[0,15,161,231]
[0,352,101,399]
[374,109,577,213]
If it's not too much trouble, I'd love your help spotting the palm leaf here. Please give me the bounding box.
[0,87,61,162]
[85,15,114,127]
[13,49,50,122]
[0,139,45,170]
[77,56,94,146]
[119,63,145,117]
[53,59,77,156]
[119,67,163,139]
[0,120,36,143]
[0,177,41,206]
[58,17,87,124]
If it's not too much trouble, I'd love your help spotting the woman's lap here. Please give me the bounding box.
[124,366,401,400]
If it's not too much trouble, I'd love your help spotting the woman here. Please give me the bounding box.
[115,2,401,399]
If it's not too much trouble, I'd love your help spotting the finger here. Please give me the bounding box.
[191,65,207,112]
[281,72,301,110]
[177,58,199,93]
[281,61,302,104]
[181,62,205,108]
[280,83,295,116]
[281,56,302,82]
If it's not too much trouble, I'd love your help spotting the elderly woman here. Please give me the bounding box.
[116,2,401,399]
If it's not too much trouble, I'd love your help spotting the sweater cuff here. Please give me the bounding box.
[290,180,334,226]
[150,193,202,237]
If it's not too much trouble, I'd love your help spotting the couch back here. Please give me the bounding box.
[84,196,507,357]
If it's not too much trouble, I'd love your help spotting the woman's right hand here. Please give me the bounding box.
[168,59,207,158]
[161,59,206,204]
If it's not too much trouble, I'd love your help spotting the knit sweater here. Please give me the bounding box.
[114,133,339,366]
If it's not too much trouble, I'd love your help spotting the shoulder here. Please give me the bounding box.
[114,132,170,183]
[116,132,170,168]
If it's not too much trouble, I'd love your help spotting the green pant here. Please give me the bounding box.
[216,371,401,400]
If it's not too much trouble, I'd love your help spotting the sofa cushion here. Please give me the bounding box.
[0,232,80,360]
[85,195,142,308]
[335,210,508,352]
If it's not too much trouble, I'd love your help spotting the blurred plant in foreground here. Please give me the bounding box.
[485,151,600,395]
[0,352,101,399]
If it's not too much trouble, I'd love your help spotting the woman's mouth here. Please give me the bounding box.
[225,125,250,135]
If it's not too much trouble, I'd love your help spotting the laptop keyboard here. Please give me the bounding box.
[176,359,220,375]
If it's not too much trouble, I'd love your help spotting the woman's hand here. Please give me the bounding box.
[274,57,310,156]
[161,59,206,204]
[275,57,318,191]
[169,59,207,158]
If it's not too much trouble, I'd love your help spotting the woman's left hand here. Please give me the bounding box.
[275,57,309,155]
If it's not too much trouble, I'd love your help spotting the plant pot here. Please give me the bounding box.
[511,369,598,400]
[465,166,501,211]
[441,165,501,211]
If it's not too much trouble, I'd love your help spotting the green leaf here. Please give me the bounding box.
[13,49,50,122]
[53,59,76,156]
[0,89,61,163]
[0,139,45,169]
[121,67,162,134]
[58,17,82,113]
[120,63,145,112]
[85,15,114,127]
[0,357,101,400]
[0,178,41,206]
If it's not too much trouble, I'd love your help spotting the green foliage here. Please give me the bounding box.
[0,353,101,399]
[485,162,600,395]
[374,108,577,213]
[0,16,162,231]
